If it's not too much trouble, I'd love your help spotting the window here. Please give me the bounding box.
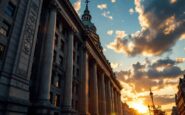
[75,101,78,110]
[53,51,56,62]
[55,77,60,88]
[77,55,80,64]
[54,112,59,115]
[55,34,58,47]
[50,92,53,104]
[73,65,75,77]
[60,40,64,52]
[4,1,16,17]
[73,51,76,62]
[55,80,59,88]
[0,21,11,37]
[0,44,5,59]
[51,71,55,85]
[59,55,63,66]
[54,94,60,107]
[77,69,80,77]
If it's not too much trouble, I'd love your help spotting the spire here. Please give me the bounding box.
[81,0,96,32]
[82,0,91,22]
[85,0,90,11]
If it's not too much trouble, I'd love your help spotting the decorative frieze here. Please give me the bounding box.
[16,0,41,77]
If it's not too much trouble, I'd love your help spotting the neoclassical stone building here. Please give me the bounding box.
[0,0,123,115]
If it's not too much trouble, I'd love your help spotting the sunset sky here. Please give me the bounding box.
[70,0,185,114]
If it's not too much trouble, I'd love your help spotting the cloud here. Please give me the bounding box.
[102,11,113,20]
[103,48,107,52]
[142,94,175,105]
[115,30,127,38]
[116,58,184,92]
[180,33,185,39]
[107,30,114,36]
[107,31,136,54]
[97,4,107,10]
[97,4,113,20]
[129,8,135,15]
[111,0,116,3]
[111,62,121,70]
[176,57,185,63]
[170,0,177,4]
[108,0,185,56]
[73,0,81,13]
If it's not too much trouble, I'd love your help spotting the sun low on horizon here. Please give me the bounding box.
[129,100,148,114]
[70,0,185,114]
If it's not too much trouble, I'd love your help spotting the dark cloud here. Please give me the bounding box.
[108,0,185,56]
[150,58,176,68]
[116,58,184,92]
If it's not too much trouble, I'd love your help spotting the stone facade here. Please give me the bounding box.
[175,75,185,115]
[0,0,123,115]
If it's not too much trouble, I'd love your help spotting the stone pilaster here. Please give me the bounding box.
[37,3,56,107]
[90,60,99,115]
[107,80,112,114]
[115,91,118,114]
[80,48,90,115]
[111,85,115,113]
[119,93,123,115]
[62,29,74,114]
[100,73,107,115]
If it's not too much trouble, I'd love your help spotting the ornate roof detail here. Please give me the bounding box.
[81,0,96,32]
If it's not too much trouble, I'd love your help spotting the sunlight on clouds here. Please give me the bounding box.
[110,0,116,3]
[176,57,185,63]
[111,62,121,70]
[107,31,128,53]
[161,16,178,35]
[153,85,177,96]
[162,103,176,114]
[163,78,179,84]
[134,0,150,29]
[97,4,107,10]
[180,33,185,40]
[129,100,148,114]
[102,11,113,20]
[107,30,114,35]
[115,30,127,38]
[73,0,81,14]
[170,0,177,4]
[129,8,135,15]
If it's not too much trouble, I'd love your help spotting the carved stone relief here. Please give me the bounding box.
[16,0,40,77]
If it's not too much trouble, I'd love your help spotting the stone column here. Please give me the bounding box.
[112,87,115,113]
[119,93,123,115]
[115,91,118,114]
[107,80,112,114]
[38,5,56,104]
[100,73,107,115]
[80,48,90,115]
[91,61,99,115]
[63,30,74,113]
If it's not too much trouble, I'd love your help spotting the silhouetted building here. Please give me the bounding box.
[171,106,178,115]
[0,0,123,115]
[175,75,185,115]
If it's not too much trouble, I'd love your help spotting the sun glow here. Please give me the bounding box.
[130,100,148,114]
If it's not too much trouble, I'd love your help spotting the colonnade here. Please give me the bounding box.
[81,49,123,115]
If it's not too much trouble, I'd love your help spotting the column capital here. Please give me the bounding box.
[48,0,58,10]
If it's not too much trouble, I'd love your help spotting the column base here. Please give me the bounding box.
[29,100,52,115]
[0,96,29,115]
[61,107,76,115]
[80,112,90,115]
